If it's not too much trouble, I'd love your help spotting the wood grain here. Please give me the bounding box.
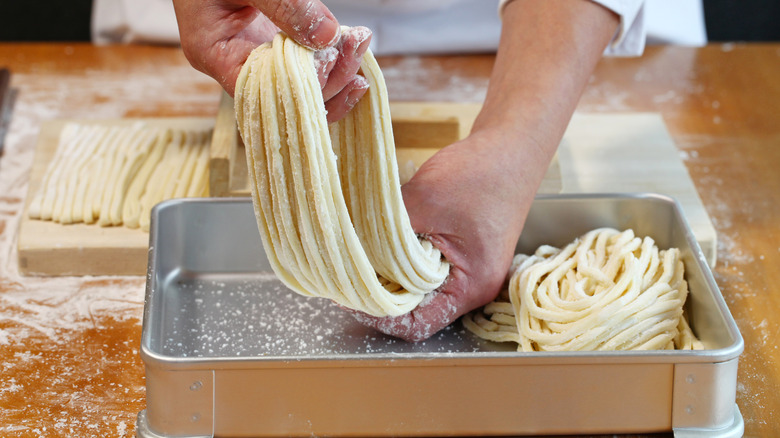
[0,43,778,437]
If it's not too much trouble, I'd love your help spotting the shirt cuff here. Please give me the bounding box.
[591,0,645,56]
[498,0,646,57]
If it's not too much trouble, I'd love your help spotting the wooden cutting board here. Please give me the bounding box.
[17,102,715,276]
[210,94,562,197]
[559,112,716,266]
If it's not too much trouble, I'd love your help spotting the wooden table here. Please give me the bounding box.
[0,43,777,437]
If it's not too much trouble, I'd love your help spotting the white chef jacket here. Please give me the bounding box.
[92,0,707,56]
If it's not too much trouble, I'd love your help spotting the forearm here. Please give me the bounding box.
[472,0,619,182]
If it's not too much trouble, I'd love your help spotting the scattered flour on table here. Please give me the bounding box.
[0,65,218,438]
[579,80,631,111]
[380,56,488,102]
[0,68,178,333]
[652,89,684,105]
[674,132,777,432]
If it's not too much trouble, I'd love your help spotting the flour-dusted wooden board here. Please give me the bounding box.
[558,113,717,266]
[17,118,214,276]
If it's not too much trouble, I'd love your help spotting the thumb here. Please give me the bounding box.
[250,0,340,49]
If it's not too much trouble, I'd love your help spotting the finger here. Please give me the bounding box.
[249,0,340,49]
[348,287,463,342]
[321,26,372,101]
[174,0,280,96]
[314,46,339,89]
[215,14,281,96]
[325,76,369,124]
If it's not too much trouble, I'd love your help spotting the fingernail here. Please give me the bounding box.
[350,26,372,46]
[353,75,369,90]
[346,91,360,108]
[313,46,338,76]
[310,17,340,48]
[346,78,369,107]
[345,26,372,57]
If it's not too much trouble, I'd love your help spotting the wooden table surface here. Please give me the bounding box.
[0,42,777,437]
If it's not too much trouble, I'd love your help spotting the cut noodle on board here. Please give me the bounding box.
[28,123,211,231]
[463,228,703,351]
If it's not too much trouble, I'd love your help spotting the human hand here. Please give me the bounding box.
[172,0,371,122]
[351,0,619,341]
[350,129,543,341]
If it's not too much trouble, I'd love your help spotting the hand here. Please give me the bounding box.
[350,0,620,341]
[314,27,373,123]
[350,129,542,341]
[172,0,371,122]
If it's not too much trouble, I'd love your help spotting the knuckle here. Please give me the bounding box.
[269,0,315,33]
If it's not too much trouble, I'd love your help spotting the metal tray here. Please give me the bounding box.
[137,194,743,438]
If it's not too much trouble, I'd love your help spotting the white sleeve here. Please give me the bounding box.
[590,0,645,56]
[498,0,646,57]
[92,0,180,45]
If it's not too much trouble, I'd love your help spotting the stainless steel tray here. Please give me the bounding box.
[137,194,743,438]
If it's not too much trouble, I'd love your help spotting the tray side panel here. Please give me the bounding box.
[673,358,740,429]
[152,198,269,275]
[519,195,676,252]
[212,363,673,437]
[144,367,214,437]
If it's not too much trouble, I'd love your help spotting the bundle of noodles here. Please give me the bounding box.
[463,228,703,351]
[234,31,449,317]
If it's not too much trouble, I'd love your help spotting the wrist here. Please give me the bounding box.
[456,126,551,207]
